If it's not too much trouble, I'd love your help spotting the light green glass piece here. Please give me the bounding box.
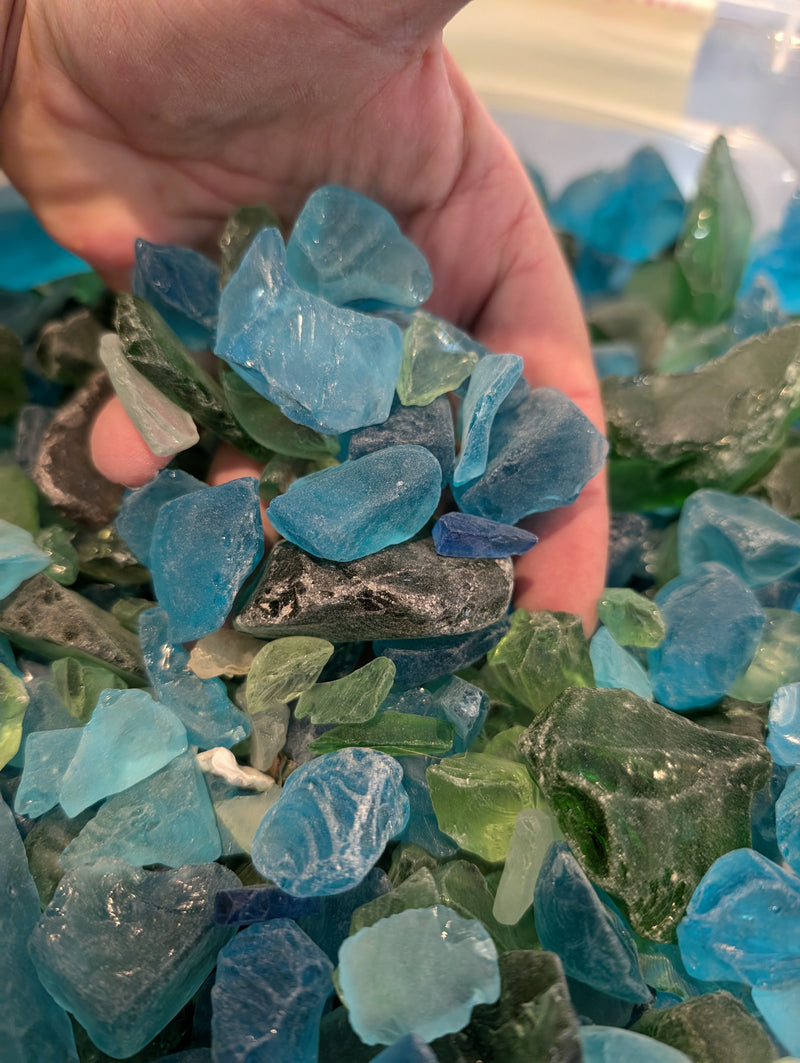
[110,597,155,633]
[596,588,666,648]
[675,135,753,325]
[295,656,395,725]
[248,702,290,771]
[728,608,800,703]
[0,458,39,535]
[0,661,28,769]
[492,807,563,926]
[427,752,538,862]
[51,657,127,724]
[396,311,481,406]
[624,258,691,325]
[245,636,334,712]
[308,710,454,758]
[36,525,79,586]
[214,788,281,856]
[350,867,441,935]
[72,524,149,586]
[481,725,527,762]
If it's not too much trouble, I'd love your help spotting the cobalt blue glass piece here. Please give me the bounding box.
[345,394,456,483]
[534,842,652,1004]
[285,185,433,309]
[0,518,50,598]
[150,477,264,642]
[776,767,800,874]
[14,728,82,818]
[374,616,512,689]
[432,511,538,558]
[677,489,800,588]
[648,562,766,711]
[579,1026,692,1063]
[676,847,800,989]
[251,747,409,896]
[115,469,205,567]
[592,341,640,379]
[268,444,441,562]
[213,885,321,926]
[752,982,800,1057]
[767,682,800,766]
[297,866,393,964]
[139,608,250,750]
[452,387,608,525]
[132,239,219,350]
[373,1033,439,1063]
[210,920,333,1063]
[590,626,654,701]
[742,191,800,314]
[215,227,404,434]
[453,353,523,485]
[397,755,459,859]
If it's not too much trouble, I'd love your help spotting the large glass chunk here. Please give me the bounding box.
[115,468,205,567]
[0,517,50,598]
[454,354,524,486]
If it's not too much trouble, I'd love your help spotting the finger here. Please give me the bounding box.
[207,443,277,547]
[90,395,172,487]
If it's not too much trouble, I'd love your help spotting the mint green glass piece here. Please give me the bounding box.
[427,752,538,862]
[481,725,528,762]
[308,710,455,758]
[51,656,127,724]
[99,333,199,456]
[675,136,753,325]
[728,609,800,703]
[245,637,334,712]
[396,311,481,406]
[111,596,155,633]
[214,789,281,856]
[295,656,395,725]
[492,808,563,926]
[36,524,79,586]
[596,588,666,648]
[0,661,28,769]
[350,866,442,935]
[219,203,282,287]
[0,458,40,535]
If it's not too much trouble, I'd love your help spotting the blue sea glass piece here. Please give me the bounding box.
[9,674,79,770]
[676,847,800,989]
[452,387,608,525]
[215,226,403,434]
[150,477,264,642]
[297,866,393,963]
[768,683,800,766]
[535,841,651,1004]
[397,755,459,858]
[752,982,800,1057]
[285,185,432,309]
[590,625,654,701]
[383,676,488,757]
[374,616,512,689]
[132,239,219,350]
[59,688,188,817]
[776,768,800,874]
[139,608,250,749]
[579,1026,692,1063]
[678,489,800,587]
[213,885,320,926]
[14,728,82,818]
[60,749,221,870]
[268,444,441,562]
[453,353,524,485]
[732,273,787,340]
[648,562,766,711]
[338,905,500,1045]
[573,245,634,300]
[592,341,640,379]
[432,511,538,558]
[742,190,800,314]
[0,517,50,598]
[116,469,205,566]
[211,919,333,1063]
[251,747,409,896]
[373,1033,438,1063]
[28,859,238,1058]
[345,394,456,483]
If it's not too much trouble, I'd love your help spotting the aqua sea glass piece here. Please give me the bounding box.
[213,885,320,926]
[397,756,459,859]
[211,919,333,1063]
[0,659,28,769]
[768,683,800,766]
[396,311,483,407]
[776,768,800,873]
[268,444,441,562]
[14,728,82,818]
[251,747,409,896]
[346,394,456,483]
[295,656,395,725]
[10,675,78,773]
[743,190,800,314]
[592,341,640,379]
[648,562,765,711]
[454,354,523,485]
[150,477,264,642]
[0,517,50,598]
[28,859,238,1058]
[432,511,537,558]
[132,238,219,349]
[492,807,562,926]
[338,905,500,1045]
[216,226,403,434]
[596,587,666,648]
[374,1034,438,1063]
[375,616,511,690]
[752,982,800,1058]
[590,625,654,700]
[728,607,800,704]
[579,1026,692,1063]
[676,847,800,989]
[425,674,489,755]
[286,185,432,308]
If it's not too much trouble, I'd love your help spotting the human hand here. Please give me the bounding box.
[0,0,607,631]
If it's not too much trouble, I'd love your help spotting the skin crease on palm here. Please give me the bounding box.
[0,0,609,632]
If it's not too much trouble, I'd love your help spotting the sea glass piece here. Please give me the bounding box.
[397,756,460,859]
[268,444,441,561]
[246,636,334,710]
[768,683,800,765]
[211,919,333,1063]
[349,866,442,935]
[728,607,800,703]
[28,859,238,1058]
[219,203,282,286]
[297,866,393,964]
[309,710,455,758]
[36,524,79,585]
[375,616,512,690]
[534,841,651,1003]
[286,185,432,308]
[0,457,39,535]
[374,1034,438,1063]
[433,858,538,955]
[132,238,219,349]
[492,807,562,926]
[590,625,654,700]
[579,1026,692,1063]
[295,656,395,724]
[396,311,482,406]
[454,354,524,485]
[59,688,187,817]
[752,982,800,1058]
[346,394,455,483]
[648,562,765,711]
[187,628,263,679]
[0,660,28,769]
[150,477,264,642]
[676,847,800,989]
[14,728,82,817]
[51,656,125,724]
[0,517,50,597]
[251,747,409,895]
[425,674,489,755]
[216,226,403,434]
[338,906,500,1045]
[776,768,800,873]
[234,539,513,642]
[0,795,78,1063]
[742,189,800,314]
[213,788,281,857]
[11,675,78,773]
[432,511,538,558]
[596,587,666,648]
[214,885,320,927]
[592,341,640,378]
[520,687,772,941]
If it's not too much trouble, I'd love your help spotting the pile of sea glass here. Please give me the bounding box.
[1,134,800,1063]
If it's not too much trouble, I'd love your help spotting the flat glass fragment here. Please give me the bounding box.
[596,587,666,647]
[14,728,81,817]
[295,656,395,724]
[396,311,482,406]
[454,353,523,485]
[432,511,538,558]
[132,238,219,349]
[0,517,50,598]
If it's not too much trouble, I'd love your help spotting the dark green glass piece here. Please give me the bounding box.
[35,525,79,586]
[0,456,40,535]
[0,326,27,422]
[308,710,455,758]
[219,204,282,288]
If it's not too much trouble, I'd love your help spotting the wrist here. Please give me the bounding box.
[0,1,25,108]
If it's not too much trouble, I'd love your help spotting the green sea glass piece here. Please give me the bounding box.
[0,661,28,768]
[35,524,79,585]
[0,326,27,421]
[350,867,442,935]
[0,456,40,535]
[427,752,539,862]
[245,637,334,711]
[674,136,753,325]
[295,657,395,725]
[519,686,772,941]
[219,203,282,287]
[492,808,563,926]
[51,656,127,724]
[397,311,482,406]
[433,859,538,954]
[24,806,95,908]
[624,258,691,325]
[309,711,455,758]
[596,588,666,648]
[728,608,800,703]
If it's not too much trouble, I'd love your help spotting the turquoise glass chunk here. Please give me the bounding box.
[648,562,765,710]
[373,1034,438,1062]
[285,185,432,309]
[59,688,188,817]
[590,625,654,700]
[215,226,403,434]
[579,1026,692,1063]
[150,477,264,642]
[752,982,800,1057]
[251,747,409,896]
[453,353,523,485]
[116,469,205,567]
[676,847,800,989]
[14,728,82,818]
[337,905,500,1045]
[743,190,800,314]
[132,238,219,350]
[776,768,800,874]
[0,517,50,598]
[268,444,441,561]
[768,683,800,766]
